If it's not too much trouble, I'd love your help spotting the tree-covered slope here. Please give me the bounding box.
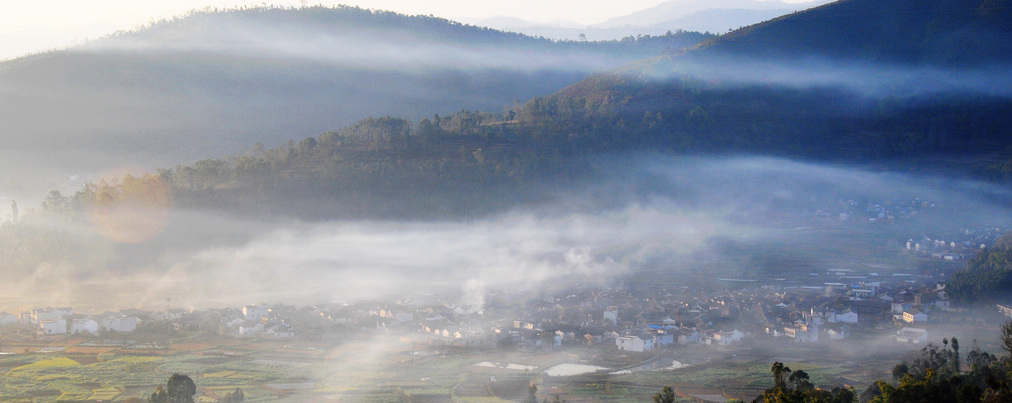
[947,233,1012,305]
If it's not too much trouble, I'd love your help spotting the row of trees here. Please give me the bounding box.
[862,331,1012,402]
[753,325,1012,402]
[645,322,1012,403]
[751,362,856,403]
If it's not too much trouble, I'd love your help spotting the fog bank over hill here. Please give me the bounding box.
[3,155,1009,312]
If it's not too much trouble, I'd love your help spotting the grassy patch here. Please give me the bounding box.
[8,357,81,374]
[204,370,238,379]
[90,387,122,400]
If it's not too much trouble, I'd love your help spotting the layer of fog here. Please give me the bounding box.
[80,17,635,73]
[594,0,830,30]
[475,9,808,42]
[643,54,1012,98]
[7,155,1010,312]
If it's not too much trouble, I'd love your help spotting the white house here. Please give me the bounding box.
[32,307,73,325]
[40,318,67,334]
[712,330,745,345]
[238,321,264,335]
[897,327,928,343]
[243,304,270,321]
[101,316,139,332]
[71,318,99,334]
[616,335,653,352]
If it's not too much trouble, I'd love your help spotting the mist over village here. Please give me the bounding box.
[2,0,1012,402]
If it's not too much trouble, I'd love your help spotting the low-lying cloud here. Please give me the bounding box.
[4,155,1009,313]
[644,54,1012,98]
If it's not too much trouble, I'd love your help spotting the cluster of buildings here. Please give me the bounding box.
[220,304,297,337]
[811,197,943,224]
[0,307,140,335]
[304,265,960,355]
[0,259,965,354]
[905,225,1006,260]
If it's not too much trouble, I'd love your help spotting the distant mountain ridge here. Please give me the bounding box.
[472,0,830,40]
[593,0,829,29]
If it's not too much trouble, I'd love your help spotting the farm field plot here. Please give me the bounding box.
[0,334,350,402]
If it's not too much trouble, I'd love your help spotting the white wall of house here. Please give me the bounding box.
[102,316,139,332]
[41,318,67,334]
[616,335,653,352]
[71,319,99,334]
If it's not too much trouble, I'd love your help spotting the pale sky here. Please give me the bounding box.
[0,0,810,61]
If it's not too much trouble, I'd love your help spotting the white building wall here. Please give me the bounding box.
[616,336,645,352]
[71,319,99,334]
[243,305,269,321]
[41,318,67,334]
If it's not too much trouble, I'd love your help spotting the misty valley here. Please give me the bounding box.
[2,1,1012,403]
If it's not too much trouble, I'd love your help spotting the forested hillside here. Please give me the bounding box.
[946,233,1012,305]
